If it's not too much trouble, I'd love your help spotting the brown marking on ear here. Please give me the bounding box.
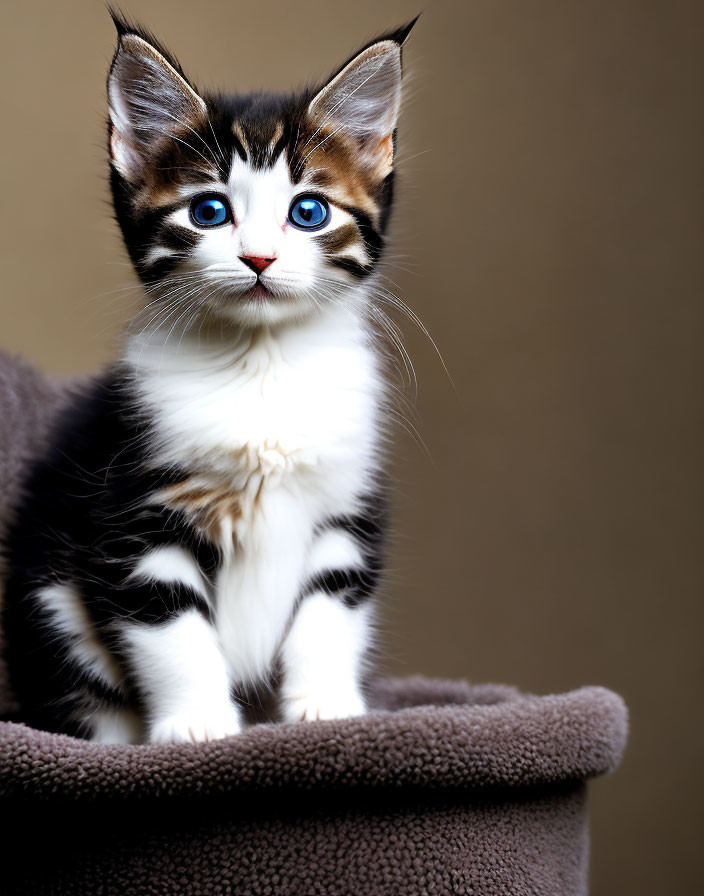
[376,134,394,176]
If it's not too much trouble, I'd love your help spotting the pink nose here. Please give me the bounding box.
[240,255,276,274]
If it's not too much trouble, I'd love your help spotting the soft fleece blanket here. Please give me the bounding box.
[0,351,628,895]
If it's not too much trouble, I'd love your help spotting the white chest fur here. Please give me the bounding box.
[127,306,383,683]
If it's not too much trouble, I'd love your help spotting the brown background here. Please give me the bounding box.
[1,0,702,892]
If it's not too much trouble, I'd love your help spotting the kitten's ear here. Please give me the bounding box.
[107,15,207,181]
[307,19,417,177]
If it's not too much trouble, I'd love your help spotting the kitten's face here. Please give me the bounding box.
[108,21,412,329]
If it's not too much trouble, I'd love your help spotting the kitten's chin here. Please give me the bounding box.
[212,288,321,328]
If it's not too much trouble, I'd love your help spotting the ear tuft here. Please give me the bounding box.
[375,14,421,48]
[108,9,192,84]
[107,6,130,39]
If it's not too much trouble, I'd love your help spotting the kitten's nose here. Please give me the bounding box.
[240,255,276,274]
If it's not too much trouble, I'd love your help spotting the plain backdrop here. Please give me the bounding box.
[1,1,702,892]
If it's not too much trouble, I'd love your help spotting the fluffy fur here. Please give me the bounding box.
[1,14,415,743]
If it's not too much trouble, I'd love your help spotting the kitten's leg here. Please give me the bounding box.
[122,609,241,743]
[117,545,242,744]
[280,593,371,722]
[279,526,377,723]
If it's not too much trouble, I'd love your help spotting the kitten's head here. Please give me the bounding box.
[108,14,415,330]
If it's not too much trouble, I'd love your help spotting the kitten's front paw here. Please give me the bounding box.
[282,689,366,723]
[149,706,242,744]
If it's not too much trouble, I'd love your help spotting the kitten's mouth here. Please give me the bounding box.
[244,282,272,300]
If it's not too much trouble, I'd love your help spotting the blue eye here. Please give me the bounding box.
[288,195,329,231]
[190,195,232,227]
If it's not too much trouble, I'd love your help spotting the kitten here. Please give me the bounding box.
[1,14,415,744]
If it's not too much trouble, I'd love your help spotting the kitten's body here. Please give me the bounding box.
[2,17,412,743]
[4,308,384,742]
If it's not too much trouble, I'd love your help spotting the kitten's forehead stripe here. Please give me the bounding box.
[230,122,248,163]
[270,124,289,166]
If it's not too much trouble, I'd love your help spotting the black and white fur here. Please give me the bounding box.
[1,16,413,743]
